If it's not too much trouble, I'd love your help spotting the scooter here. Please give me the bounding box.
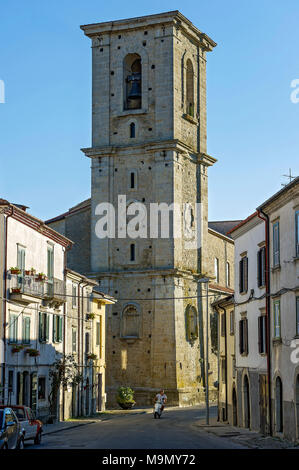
[154,401,163,419]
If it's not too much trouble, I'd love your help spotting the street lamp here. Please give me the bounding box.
[198,277,210,425]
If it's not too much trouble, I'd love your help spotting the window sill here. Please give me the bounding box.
[272,338,282,345]
[117,109,147,118]
[293,256,299,262]
[182,113,198,125]
[241,352,248,357]
[272,265,281,273]
[121,337,139,345]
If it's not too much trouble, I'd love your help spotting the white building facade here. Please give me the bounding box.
[230,213,268,434]
[0,200,72,421]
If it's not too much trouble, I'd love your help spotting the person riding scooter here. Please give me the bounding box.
[154,389,167,418]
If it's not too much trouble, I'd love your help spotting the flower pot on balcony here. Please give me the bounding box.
[86,353,97,361]
[86,313,96,320]
[11,288,21,294]
[24,270,31,276]
[25,348,40,357]
[10,268,21,275]
[11,345,24,353]
[36,273,47,282]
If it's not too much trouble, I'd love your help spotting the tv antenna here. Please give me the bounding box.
[281,168,296,187]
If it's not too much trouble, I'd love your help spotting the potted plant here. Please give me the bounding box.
[25,348,40,357]
[11,287,21,294]
[11,344,24,353]
[30,268,36,275]
[116,386,136,410]
[10,267,21,275]
[36,273,47,282]
[24,269,31,276]
[86,313,96,320]
[86,353,97,361]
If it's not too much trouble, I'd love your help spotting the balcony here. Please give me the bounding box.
[8,273,66,305]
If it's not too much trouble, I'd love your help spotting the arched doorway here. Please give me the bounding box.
[296,375,299,439]
[244,375,250,428]
[232,388,237,426]
[275,376,283,433]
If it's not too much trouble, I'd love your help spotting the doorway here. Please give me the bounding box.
[232,388,237,426]
[244,375,250,428]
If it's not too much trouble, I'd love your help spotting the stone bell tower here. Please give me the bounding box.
[81,11,217,406]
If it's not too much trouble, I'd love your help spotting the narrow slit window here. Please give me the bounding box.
[130,122,135,138]
[130,244,135,262]
[130,172,135,189]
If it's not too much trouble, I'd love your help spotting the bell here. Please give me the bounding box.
[127,73,141,100]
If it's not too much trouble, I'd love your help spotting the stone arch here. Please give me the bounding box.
[232,385,238,426]
[275,375,283,433]
[120,47,149,112]
[185,304,198,343]
[120,302,142,339]
[243,372,250,428]
[181,52,197,115]
[124,53,142,110]
[186,59,194,117]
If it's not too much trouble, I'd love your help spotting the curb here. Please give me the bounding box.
[42,420,96,436]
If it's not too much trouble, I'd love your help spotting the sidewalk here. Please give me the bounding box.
[42,418,96,436]
[195,416,299,449]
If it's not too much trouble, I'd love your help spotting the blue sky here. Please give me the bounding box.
[0,0,298,222]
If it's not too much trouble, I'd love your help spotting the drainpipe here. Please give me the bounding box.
[2,205,14,404]
[257,209,272,436]
[218,304,228,422]
[62,245,72,421]
[78,279,89,416]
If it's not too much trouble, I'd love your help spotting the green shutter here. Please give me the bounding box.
[58,316,63,342]
[46,314,49,342]
[53,315,57,342]
[39,313,42,341]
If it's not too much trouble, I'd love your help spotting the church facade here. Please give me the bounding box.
[47,11,237,407]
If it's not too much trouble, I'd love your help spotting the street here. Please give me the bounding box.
[28,406,247,449]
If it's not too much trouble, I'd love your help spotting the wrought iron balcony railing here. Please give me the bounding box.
[9,273,66,302]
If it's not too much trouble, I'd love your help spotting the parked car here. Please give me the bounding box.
[0,405,43,445]
[0,407,25,449]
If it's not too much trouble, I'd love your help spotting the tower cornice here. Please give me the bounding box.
[80,10,216,51]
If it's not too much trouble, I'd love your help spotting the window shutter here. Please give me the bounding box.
[39,313,43,341]
[239,259,243,293]
[244,319,248,354]
[46,314,49,342]
[258,317,261,354]
[244,257,248,293]
[59,316,63,342]
[273,223,280,266]
[53,315,57,342]
[239,320,243,354]
[257,250,261,287]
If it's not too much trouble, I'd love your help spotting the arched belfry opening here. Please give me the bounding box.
[186,59,194,117]
[124,54,142,110]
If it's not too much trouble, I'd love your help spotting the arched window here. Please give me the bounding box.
[186,59,194,117]
[275,376,283,433]
[124,54,142,110]
[185,305,198,343]
[130,122,135,138]
[121,304,141,338]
